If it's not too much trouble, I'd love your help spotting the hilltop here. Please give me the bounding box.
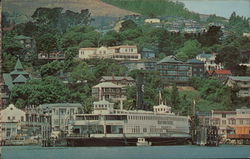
[2,0,138,18]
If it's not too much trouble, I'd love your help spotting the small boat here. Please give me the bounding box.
[136,138,152,146]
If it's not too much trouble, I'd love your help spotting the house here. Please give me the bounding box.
[206,69,232,81]
[38,103,82,135]
[156,56,191,86]
[92,82,127,102]
[196,52,223,71]
[38,52,65,60]
[144,18,161,24]
[3,59,31,92]
[0,104,26,141]
[100,76,135,87]
[120,60,156,71]
[141,48,156,59]
[78,45,141,61]
[226,76,250,98]
[187,59,205,78]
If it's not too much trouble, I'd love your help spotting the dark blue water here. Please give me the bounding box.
[2,145,250,159]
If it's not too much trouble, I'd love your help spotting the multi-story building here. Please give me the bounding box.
[38,103,82,135]
[226,76,250,98]
[196,52,223,71]
[156,56,191,85]
[92,82,127,102]
[197,108,250,139]
[78,45,141,61]
[187,59,205,78]
[100,76,135,87]
[141,48,156,59]
[120,60,156,71]
[0,104,51,145]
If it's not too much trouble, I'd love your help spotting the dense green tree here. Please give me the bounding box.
[10,76,70,108]
[170,84,180,111]
[40,61,64,77]
[176,39,201,61]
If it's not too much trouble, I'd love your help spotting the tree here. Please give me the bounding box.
[176,40,201,61]
[215,46,243,75]
[199,26,223,46]
[10,76,70,108]
[36,33,58,54]
[170,84,180,111]
[40,61,64,77]
[120,20,137,32]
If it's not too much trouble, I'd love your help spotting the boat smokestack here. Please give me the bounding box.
[136,71,145,110]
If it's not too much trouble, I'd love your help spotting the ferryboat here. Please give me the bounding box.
[66,95,191,146]
[136,138,152,146]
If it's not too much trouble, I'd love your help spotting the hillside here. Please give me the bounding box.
[101,0,200,20]
[2,0,138,18]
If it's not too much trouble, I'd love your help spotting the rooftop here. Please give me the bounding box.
[228,76,250,82]
[15,35,32,40]
[93,82,122,88]
[39,103,82,109]
[12,74,28,83]
[157,55,183,64]
[187,59,204,64]
[101,76,134,81]
[197,53,214,59]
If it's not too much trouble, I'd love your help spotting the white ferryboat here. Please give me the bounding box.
[66,97,191,146]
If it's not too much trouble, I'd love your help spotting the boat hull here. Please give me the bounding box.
[66,137,191,146]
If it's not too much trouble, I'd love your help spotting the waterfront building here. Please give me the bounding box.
[100,76,135,87]
[78,45,141,61]
[0,104,26,141]
[196,52,223,71]
[187,59,205,78]
[0,104,51,145]
[38,103,82,136]
[226,76,250,98]
[156,56,191,86]
[92,82,127,102]
[197,108,250,139]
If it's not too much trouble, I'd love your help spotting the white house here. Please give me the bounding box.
[0,104,26,140]
[78,45,141,61]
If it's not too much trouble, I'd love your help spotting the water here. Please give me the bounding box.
[178,0,250,18]
[2,145,250,159]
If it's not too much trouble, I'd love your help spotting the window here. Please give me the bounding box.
[143,128,147,133]
[8,116,11,120]
[222,120,226,125]
[222,114,226,118]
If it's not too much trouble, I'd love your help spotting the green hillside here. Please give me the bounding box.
[101,0,200,20]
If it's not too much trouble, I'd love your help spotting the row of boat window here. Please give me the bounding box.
[128,115,186,122]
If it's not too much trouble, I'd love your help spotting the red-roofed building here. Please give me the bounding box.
[206,69,232,81]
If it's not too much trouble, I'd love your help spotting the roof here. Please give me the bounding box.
[213,111,236,114]
[12,74,28,83]
[93,82,122,88]
[15,35,32,40]
[39,103,82,109]
[187,59,204,64]
[3,73,14,90]
[94,100,114,105]
[101,76,134,81]
[197,53,214,59]
[15,58,24,70]
[10,70,29,75]
[228,76,250,82]
[108,45,137,49]
[213,70,232,75]
[79,48,97,50]
[157,56,183,64]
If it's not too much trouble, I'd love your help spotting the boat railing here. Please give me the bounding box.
[67,134,89,138]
